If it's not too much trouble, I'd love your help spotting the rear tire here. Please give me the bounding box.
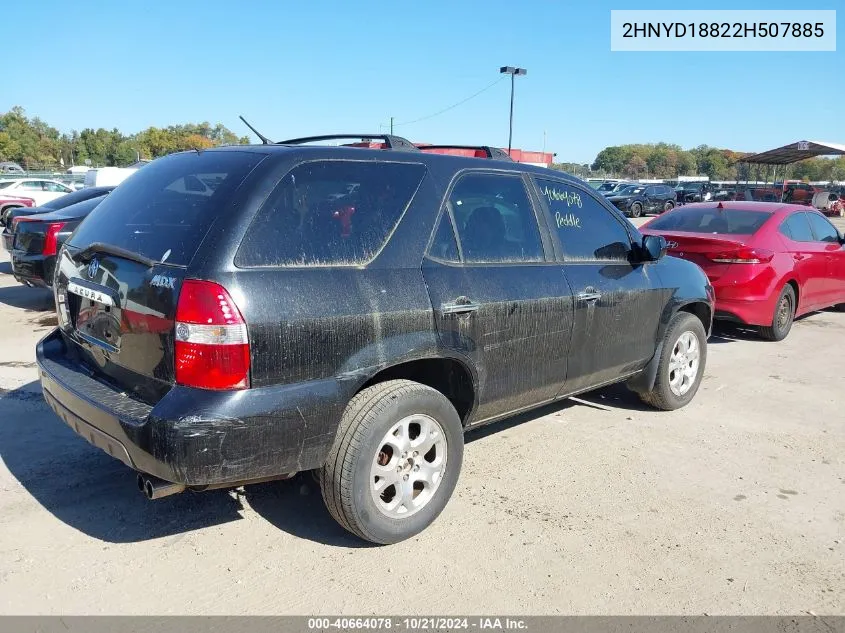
[630,202,643,218]
[638,312,707,411]
[663,201,675,213]
[759,285,795,341]
[319,379,463,544]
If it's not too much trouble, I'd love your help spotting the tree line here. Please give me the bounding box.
[0,106,250,170]
[4,107,843,182]
[554,142,845,182]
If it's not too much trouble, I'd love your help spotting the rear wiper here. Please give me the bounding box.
[77,242,158,268]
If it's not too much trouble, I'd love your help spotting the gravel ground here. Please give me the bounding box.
[0,216,842,615]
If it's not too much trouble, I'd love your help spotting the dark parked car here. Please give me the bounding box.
[0,195,35,241]
[37,135,713,544]
[675,181,713,204]
[10,195,108,287]
[595,180,629,195]
[606,184,677,217]
[2,186,115,252]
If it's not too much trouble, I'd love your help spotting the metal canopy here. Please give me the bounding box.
[741,140,845,165]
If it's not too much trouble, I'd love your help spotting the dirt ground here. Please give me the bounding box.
[0,216,842,615]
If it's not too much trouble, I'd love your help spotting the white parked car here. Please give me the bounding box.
[0,178,74,207]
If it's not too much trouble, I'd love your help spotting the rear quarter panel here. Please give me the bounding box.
[651,255,714,336]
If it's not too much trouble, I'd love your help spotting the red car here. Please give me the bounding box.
[0,194,35,224]
[641,201,845,341]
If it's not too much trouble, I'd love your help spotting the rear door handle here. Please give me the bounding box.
[577,290,602,303]
[442,301,480,315]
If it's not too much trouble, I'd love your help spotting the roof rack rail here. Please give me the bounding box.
[416,144,514,161]
[277,134,419,151]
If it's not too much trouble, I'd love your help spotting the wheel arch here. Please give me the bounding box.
[782,278,800,313]
[677,300,712,334]
[628,300,711,395]
[358,356,477,425]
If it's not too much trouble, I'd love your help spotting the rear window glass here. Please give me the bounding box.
[236,160,426,267]
[68,151,264,266]
[647,207,770,235]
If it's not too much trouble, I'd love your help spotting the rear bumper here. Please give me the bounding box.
[713,296,775,326]
[710,275,780,327]
[11,251,53,288]
[37,329,349,486]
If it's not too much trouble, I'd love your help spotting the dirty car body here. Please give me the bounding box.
[36,140,713,542]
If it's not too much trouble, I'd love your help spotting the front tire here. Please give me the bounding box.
[319,379,463,544]
[630,202,643,218]
[759,284,795,341]
[638,312,707,411]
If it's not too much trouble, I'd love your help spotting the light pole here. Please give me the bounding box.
[499,66,526,155]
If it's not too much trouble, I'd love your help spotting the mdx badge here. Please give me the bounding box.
[151,275,176,289]
[87,258,100,279]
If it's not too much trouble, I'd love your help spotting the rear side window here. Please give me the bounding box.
[428,211,460,263]
[779,212,814,242]
[237,160,426,267]
[647,207,770,235]
[448,172,543,263]
[806,213,840,243]
[69,151,264,266]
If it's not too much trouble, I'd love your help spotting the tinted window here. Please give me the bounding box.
[237,160,426,267]
[807,213,840,243]
[780,213,815,242]
[0,182,13,190]
[21,181,43,191]
[70,151,265,266]
[647,207,770,235]
[537,178,632,261]
[44,181,69,193]
[428,211,459,262]
[449,173,543,263]
[645,186,657,196]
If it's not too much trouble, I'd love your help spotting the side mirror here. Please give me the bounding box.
[642,234,668,261]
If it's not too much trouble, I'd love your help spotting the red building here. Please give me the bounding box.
[344,141,554,167]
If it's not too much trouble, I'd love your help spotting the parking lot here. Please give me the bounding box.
[0,215,843,615]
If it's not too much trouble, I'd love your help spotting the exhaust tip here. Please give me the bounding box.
[136,473,186,500]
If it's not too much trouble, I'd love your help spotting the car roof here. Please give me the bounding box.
[188,144,589,187]
[676,201,810,215]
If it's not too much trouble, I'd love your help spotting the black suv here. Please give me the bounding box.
[675,181,713,204]
[606,184,677,217]
[36,135,714,544]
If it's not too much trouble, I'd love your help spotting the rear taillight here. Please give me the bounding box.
[42,222,66,256]
[174,279,250,390]
[10,216,30,231]
[709,247,774,264]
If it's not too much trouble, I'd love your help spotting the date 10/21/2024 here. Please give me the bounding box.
[543,185,583,230]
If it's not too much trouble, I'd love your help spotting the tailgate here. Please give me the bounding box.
[54,245,185,405]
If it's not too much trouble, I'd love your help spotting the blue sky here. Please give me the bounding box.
[2,0,841,163]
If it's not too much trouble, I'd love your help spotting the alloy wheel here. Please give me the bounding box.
[370,414,448,519]
[668,331,700,397]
